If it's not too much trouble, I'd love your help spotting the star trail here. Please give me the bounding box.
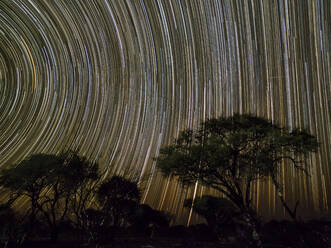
[0,0,330,224]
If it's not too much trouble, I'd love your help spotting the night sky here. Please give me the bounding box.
[0,0,330,224]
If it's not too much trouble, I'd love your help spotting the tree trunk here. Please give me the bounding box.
[241,212,263,248]
[272,176,298,221]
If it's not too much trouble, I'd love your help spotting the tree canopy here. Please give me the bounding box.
[157,114,318,212]
[0,151,100,241]
[156,114,319,246]
[0,151,174,244]
[97,175,141,227]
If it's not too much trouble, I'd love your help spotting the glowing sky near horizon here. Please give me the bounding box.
[0,0,330,223]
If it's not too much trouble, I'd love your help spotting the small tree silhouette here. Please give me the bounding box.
[97,175,141,228]
[130,204,170,237]
[184,195,238,240]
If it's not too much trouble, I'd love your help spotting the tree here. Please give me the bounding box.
[81,208,107,244]
[97,175,141,228]
[62,151,100,233]
[0,152,100,242]
[130,204,170,237]
[156,114,318,247]
[0,205,27,247]
[184,195,238,239]
[0,154,62,240]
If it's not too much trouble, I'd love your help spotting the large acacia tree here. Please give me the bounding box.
[156,114,318,246]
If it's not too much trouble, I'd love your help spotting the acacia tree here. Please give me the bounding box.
[97,175,141,228]
[0,154,62,239]
[62,151,100,232]
[156,114,318,247]
[0,152,99,242]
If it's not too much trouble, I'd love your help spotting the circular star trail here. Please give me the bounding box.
[0,0,330,223]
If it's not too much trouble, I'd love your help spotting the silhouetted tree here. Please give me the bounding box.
[97,175,140,228]
[0,154,62,240]
[81,208,106,244]
[184,195,238,239]
[0,152,100,242]
[130,204,170,237]
[62,151,100,233]
[0,205,26,247]
[156,114,318,247]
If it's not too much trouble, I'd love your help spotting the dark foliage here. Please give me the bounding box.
[262,220,331,248]
[97,175,141,228]
[0,152,100,242]
[130,204,170,236]
[184,195,239,240]
[156,114,319,247]
[0,205,27,247]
